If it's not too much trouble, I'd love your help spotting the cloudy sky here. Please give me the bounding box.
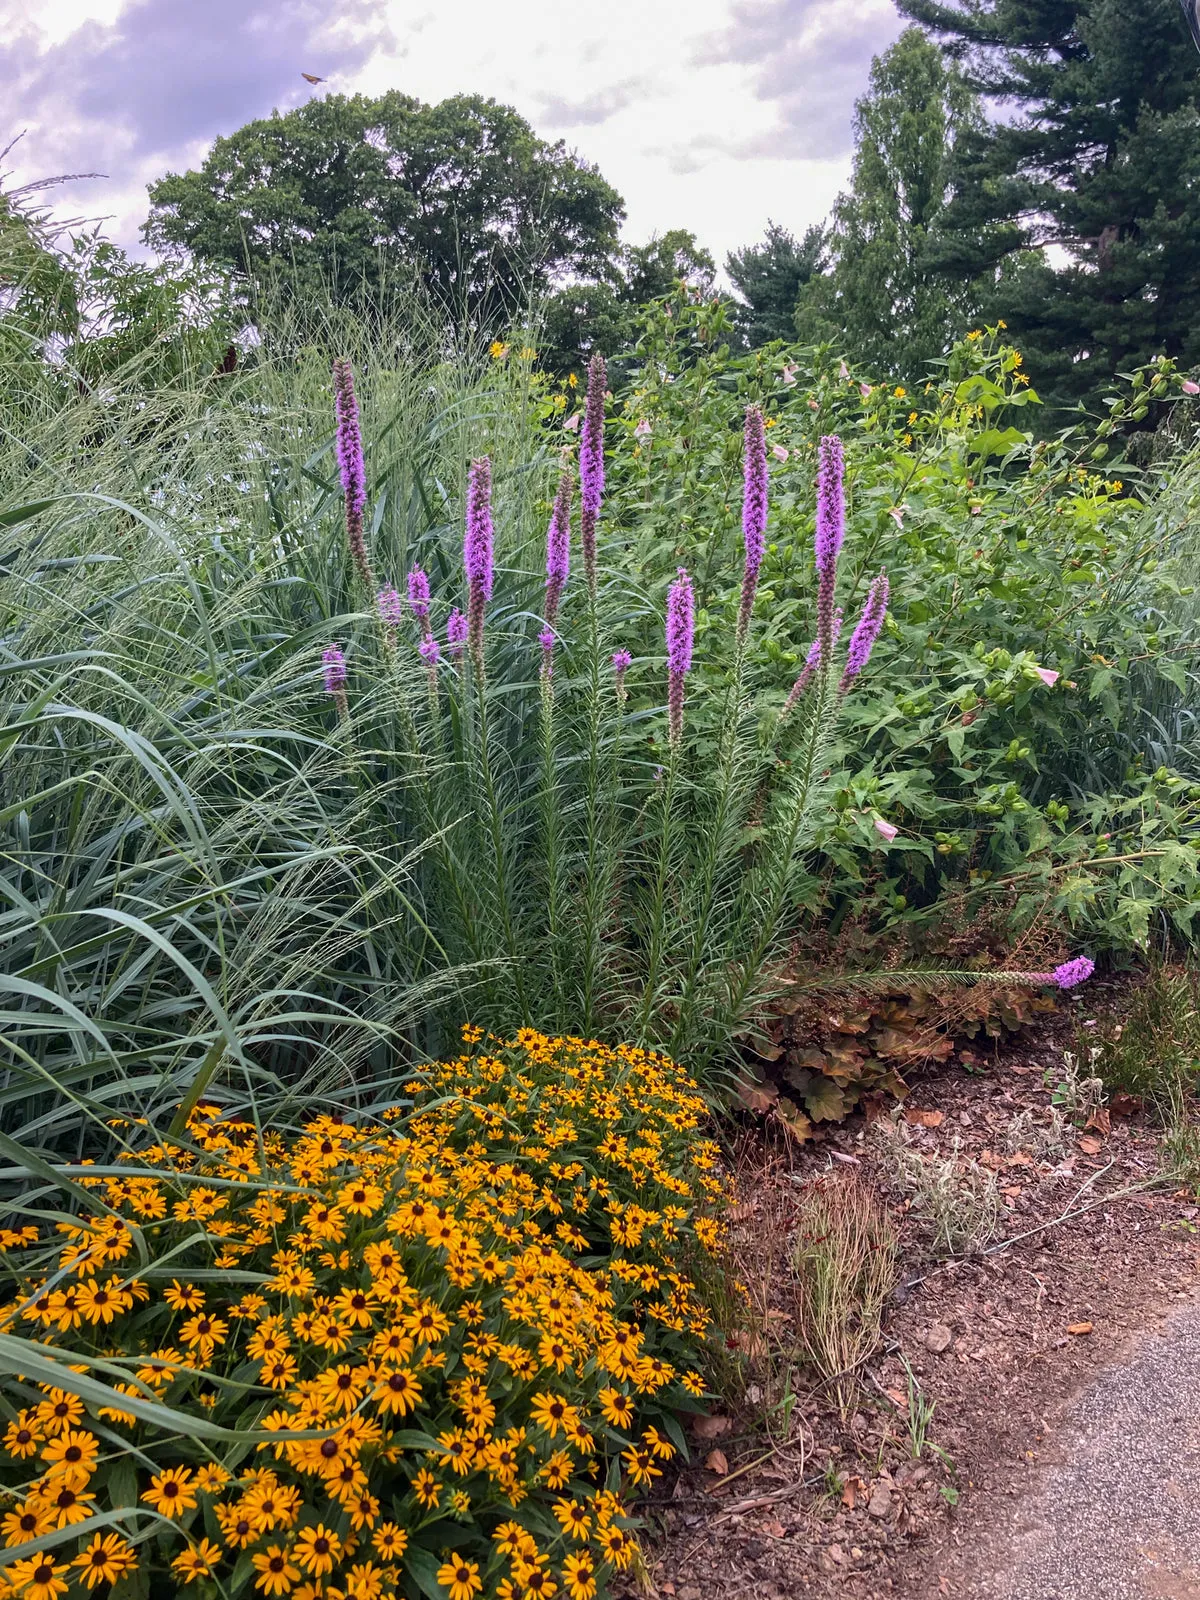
[2,0,904,272]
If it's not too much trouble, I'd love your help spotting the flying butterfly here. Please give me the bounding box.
[301,72,325,84]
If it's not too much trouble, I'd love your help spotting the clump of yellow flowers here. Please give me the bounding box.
[0,1030,723,1600]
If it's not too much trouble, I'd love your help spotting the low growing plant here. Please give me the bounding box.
[0,1030,720,1600]
[872,1118,1003,1257]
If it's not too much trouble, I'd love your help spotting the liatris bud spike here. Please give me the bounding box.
[738,404,768,644]
[332,358,374,592]
[544,458,572,626]
[446,608,468,660]
[322,644,349,718]
[838,571,889,695]
[781,608,842,720]
[665,567,694,748]
[464,457,494,665]
[814,434,844,668]
[377,586,402,628]
[580,351,606,592]
[407,568,431,636]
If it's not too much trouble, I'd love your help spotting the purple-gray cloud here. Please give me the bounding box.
[694,0,905,160]
[3,0,393,195]
[534,79,651,129]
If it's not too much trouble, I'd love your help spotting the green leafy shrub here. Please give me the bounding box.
[0,1030,720,1600]
[598,289,1200,955]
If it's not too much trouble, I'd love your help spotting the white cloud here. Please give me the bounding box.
[3,0,902,271]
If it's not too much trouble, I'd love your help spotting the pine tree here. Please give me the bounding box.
[725,222,825,347]
[793,28,985,379]
[898,0,1200,410]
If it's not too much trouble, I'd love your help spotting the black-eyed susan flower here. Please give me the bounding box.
[436,1556,482,1600]
[7,1553,70,1600]
[251,1545,301,1596]
[561,1551,597,1600]
[294,1525,343,1577]
[142,1466,198,1518]
[72,1533,137,1590]
[41,1427,99,1486]
[171,1538,223,1585]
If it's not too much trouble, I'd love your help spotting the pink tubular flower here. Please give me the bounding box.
[772,444,789,462]
[1183,380,1200,395]
[838,571,889,694]
[377,586,402,628]
[738,404,768,644]
[814,435,845,667]
[873,817,898,842]
[407,568,431,634]
[332,358,374,591]
[544,460,572,626]
[666,567,694,747]
[579,351,606,591]
[464,458,494,662]
[1036,667,1060,687]
[446,608,468,660]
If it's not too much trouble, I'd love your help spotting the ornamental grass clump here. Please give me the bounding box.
[0,1031,721,1600]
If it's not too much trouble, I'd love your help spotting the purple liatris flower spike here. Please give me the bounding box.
[782,609,842,719]
[838,571,889,695]
[446,607,468,659]
[814,434,845,667]
[322,644,348,717]
[544,460,572,625]
[1053,956,1094,989]
[322,644,347,693]
[579,351,606,592]
[738,405,768,643]
[666,567,694,747]
[612,648,631,702]
[407,568,431,634]
[464,457,494,661]
[332,358,374,591]
[377,586,402,628]
[419,635,440,666]
[1026,955,1095,990]
[538,627,556,681]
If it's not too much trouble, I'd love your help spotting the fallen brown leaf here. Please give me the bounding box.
[705,1448,729,1476]
[692,1414,733,1441]
[1078,1136,1104,1156]
[903,1107,944,1128]
[841,1475,866,1509]
[1067,1321,1094,1337]
[1085,1107,1111,1135]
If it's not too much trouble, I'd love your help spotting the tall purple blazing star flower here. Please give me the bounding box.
[464,457,495,663]
[738,405,768,644]
[1027,956,1095,990]
[814,434,845,668]
[666,567,694,748]
[579,351,606,593]
[612,648,632,703]
[407,568,431,636]
[782,609,843,719]
[544,460,572,626]
[322,644,348,718]
[446,608,468,660]
[838,572,889,695]
[332,358,374,592]
[376,586,402,629]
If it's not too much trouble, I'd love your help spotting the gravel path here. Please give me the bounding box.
[985,1300,1200,1600]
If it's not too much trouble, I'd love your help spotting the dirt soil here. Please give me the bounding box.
[624,979,1200,1599]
